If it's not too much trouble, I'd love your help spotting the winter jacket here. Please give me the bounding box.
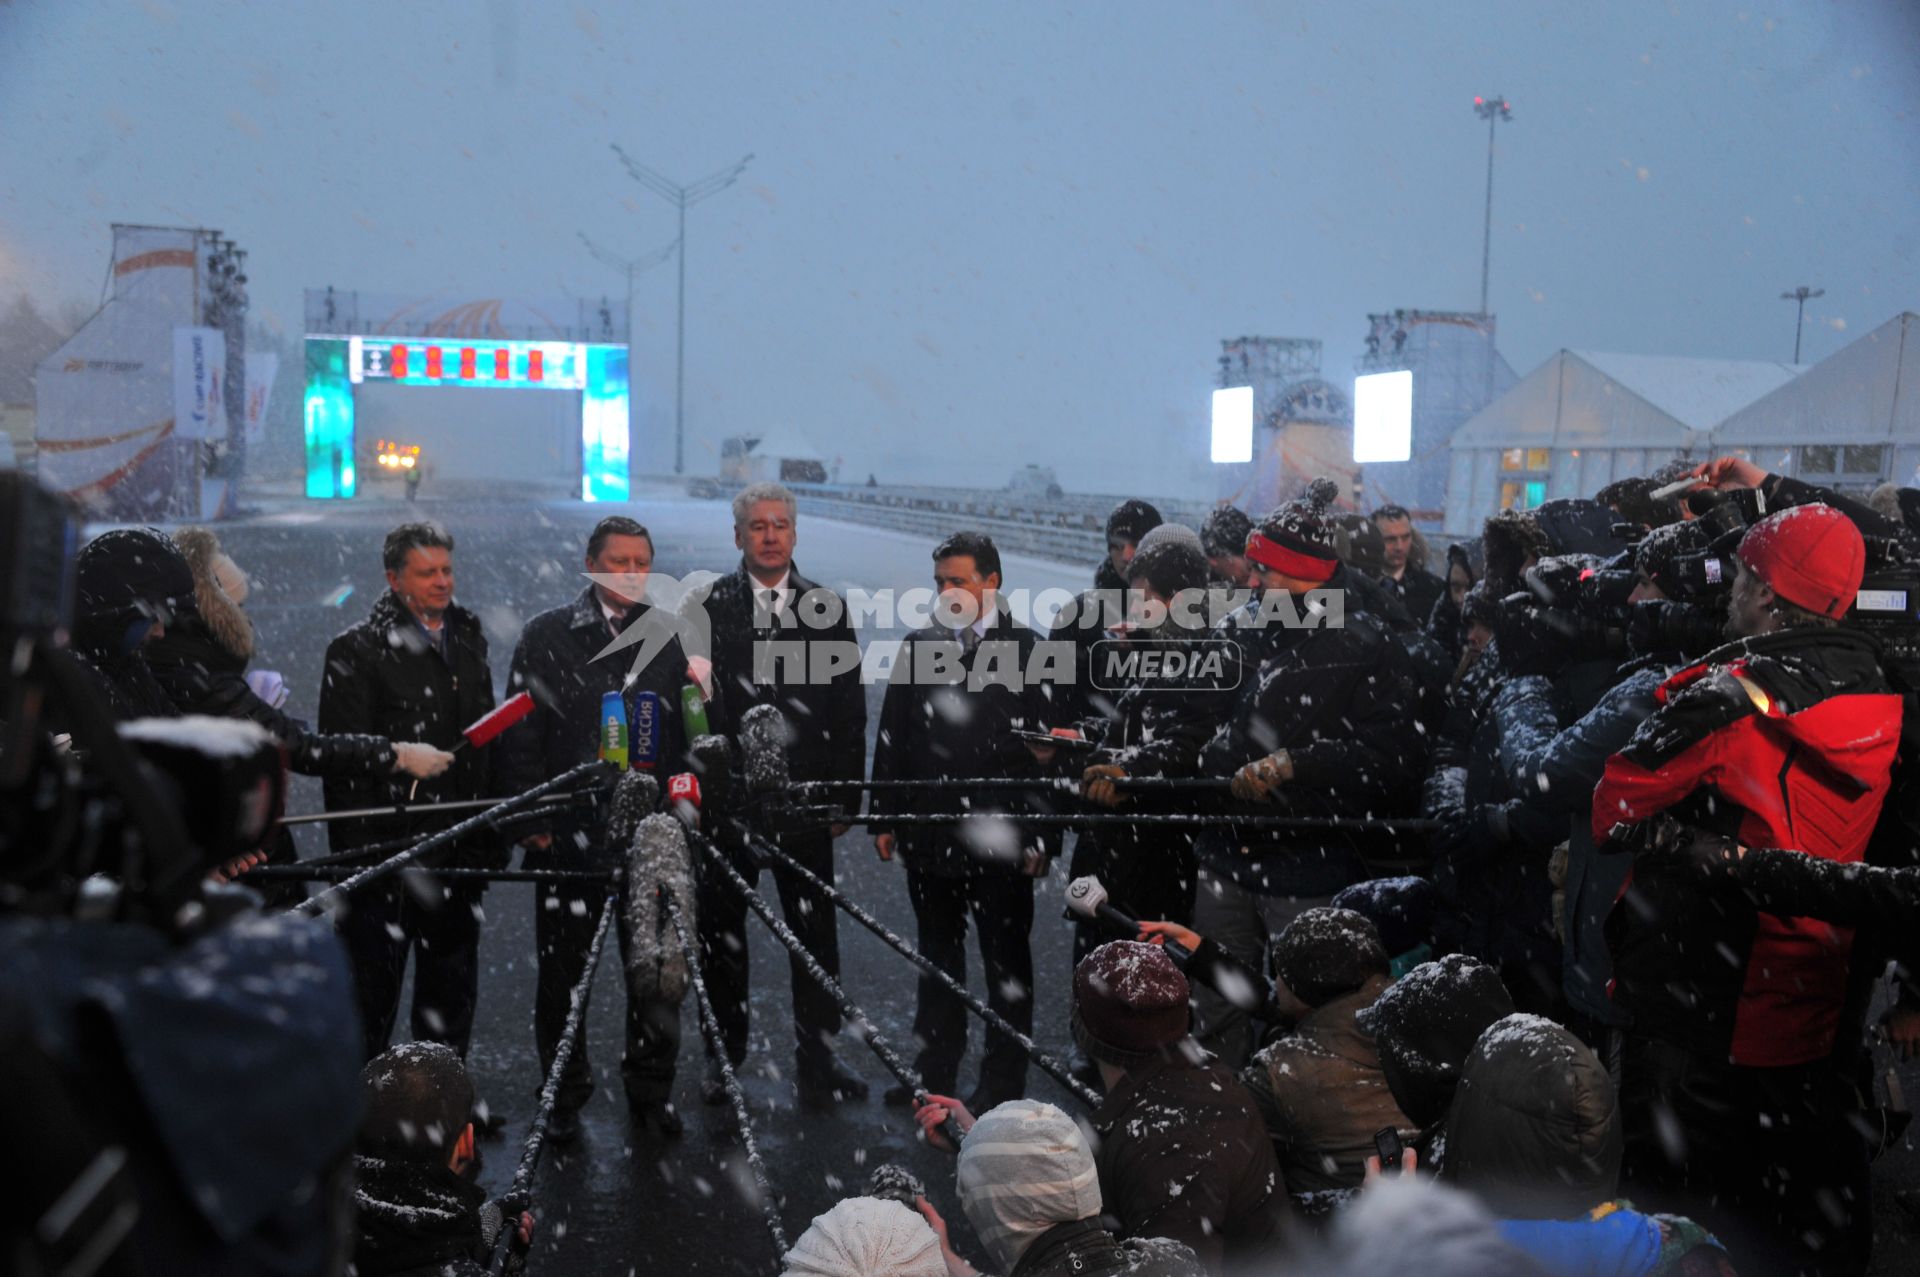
[696,562,866,787]
[1348,569,1451,734]
[869,614,1057,877]
[1090,1046,1286,1271]
[317,592,504,868]
[1497,1206,1737,1277]
[1242,972,1413,1193]
[1008,1219,1206,1277]
[495,588,692,861]
[1197,564,1423,897]
[350,1154,521,1276]
[1496,664,1669,1024]
[1595,628,1904,1066]
[145,610,396,778]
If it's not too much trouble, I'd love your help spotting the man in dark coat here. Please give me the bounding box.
[495,516,694,1139]
[1594,504,1901,1274]
[1192,479,1422,1066]
[1372,504,1446,623]
[689,482,868,1105]
[871,531,1057,1113]
[319,522,503,1065]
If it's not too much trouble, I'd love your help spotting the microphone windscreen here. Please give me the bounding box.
[626,812,696,1003]
[607,769,661,850]
[738,704,791,795]
[464,691,535,748]
[864,1163,926,1208]
[1064,875,1110,919]
[688,733,735,813]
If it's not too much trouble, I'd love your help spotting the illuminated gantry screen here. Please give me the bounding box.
[302,335,630,502]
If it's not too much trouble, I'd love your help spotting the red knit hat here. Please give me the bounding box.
[1071,941,1190,1065]
[1735,503,1865,620]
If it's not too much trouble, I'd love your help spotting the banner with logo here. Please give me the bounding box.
[172,327,226,441]
[244,351,278,443]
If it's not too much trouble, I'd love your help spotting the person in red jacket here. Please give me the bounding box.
[1593,503,1902,1276]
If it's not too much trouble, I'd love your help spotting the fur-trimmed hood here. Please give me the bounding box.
[173,526,254,661]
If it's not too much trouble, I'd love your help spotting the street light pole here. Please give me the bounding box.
[1473,94,1513,318]
[1780,285,1824,363]
[611,145,754,476]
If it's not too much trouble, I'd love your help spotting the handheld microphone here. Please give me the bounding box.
[625,813,696,1003]
[631,690,662,771]
[1063,875,1140,935]
[688,734,736,813]
[666,772,701,828]
[458,691,535,752]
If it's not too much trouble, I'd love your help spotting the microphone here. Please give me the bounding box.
[666,772,701,828]
[739,704,791,796]
[1063,875,1141,936]
[605,768,662,852]
[631,690,662,771]
[624,813,696,1003]
[456,691,535,752]
[599,690,629,769]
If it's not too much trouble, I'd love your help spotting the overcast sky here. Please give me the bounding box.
[3,0,1915,494]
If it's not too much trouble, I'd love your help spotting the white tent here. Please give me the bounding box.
[1708,312,1920,491]
[1443,349,1801,536]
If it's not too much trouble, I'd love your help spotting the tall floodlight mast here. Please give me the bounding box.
[1780,285,1824,363]
[1473,94,1514,318]
[610,146,754,476]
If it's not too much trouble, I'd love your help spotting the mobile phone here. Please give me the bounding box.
[1373,1126,1404,1174]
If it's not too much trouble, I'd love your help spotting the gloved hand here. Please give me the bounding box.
[1081,764,1129,808]
[392,741,455,779]
[245,668,290,709]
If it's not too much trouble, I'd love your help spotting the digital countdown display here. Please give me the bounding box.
[347,336,590,391]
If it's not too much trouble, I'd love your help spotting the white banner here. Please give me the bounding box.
[244,351,278,443]
[172,326,226,441]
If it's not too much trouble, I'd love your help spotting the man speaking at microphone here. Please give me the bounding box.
[497,516,695,1140]
[320,522,504,1074]
[692,482,869,1107]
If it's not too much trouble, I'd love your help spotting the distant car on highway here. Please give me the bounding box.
[1007,464,1063,499]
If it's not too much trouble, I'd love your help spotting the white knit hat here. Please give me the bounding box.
[781,1196,946,1277]
[956,1101,1103,1271]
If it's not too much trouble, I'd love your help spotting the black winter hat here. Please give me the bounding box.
[1331,876,1437,959]
[1248,478,1341,583]
[1105,499,1163,546]
[76,528,194,625]
[1270,907,1388,1008]
[1329,512,1388,578]
[1447,1014,1623,1219]
[1356,953,1515,1129]
[1200,505,1254,559]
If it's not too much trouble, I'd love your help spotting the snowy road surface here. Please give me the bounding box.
[205,486,1920,1275]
